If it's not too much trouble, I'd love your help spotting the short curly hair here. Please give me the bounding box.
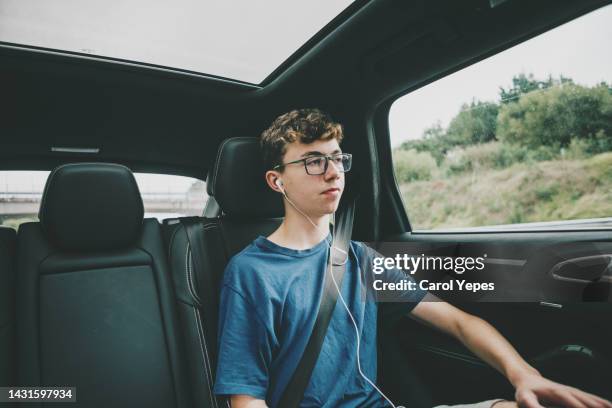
[260,108,344,171]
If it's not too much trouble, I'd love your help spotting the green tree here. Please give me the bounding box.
[500,73,540,104]
[500,73,554,104]
[499,73,575,104]
[400,122,448,164]
[401,100,500,163]
[445,100,499,145]
[392,149,438,182]
[497,82,612,149]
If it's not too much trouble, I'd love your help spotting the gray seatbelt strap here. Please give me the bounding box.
[276,199,355,407]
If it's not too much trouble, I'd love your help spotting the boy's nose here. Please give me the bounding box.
[325,159,341,179]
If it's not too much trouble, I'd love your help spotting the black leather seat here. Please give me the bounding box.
[0,227,17,387]
[16,163,193,408]
[163,137,284,408]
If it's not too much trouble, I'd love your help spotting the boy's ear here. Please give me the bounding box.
[265,170,283,192]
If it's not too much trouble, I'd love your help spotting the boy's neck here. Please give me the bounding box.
[267,211,331,250]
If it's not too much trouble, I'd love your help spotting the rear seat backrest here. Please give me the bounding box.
[164,218,228,408]
[16,163,193,408]
[164,137,284,408]
[0,227,17,387]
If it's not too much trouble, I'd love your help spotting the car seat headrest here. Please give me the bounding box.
[39,163,144,251]
[207,137,284,218]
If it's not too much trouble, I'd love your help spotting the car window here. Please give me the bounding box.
[388,5,612,231]
[0,171,207,230]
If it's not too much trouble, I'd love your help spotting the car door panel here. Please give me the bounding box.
[374,232,612,405]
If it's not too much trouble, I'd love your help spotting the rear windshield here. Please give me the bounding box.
[0,171,207,230]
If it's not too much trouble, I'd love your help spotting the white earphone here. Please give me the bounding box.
[272,175,402,408]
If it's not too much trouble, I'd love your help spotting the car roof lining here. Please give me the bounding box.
[0,41,263,91]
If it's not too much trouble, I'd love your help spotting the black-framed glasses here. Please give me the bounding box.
[273,153,352,175]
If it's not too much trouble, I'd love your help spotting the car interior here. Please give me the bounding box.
[1,0,611,407]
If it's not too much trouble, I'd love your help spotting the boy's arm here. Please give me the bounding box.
[230,395,269,408]
[213,284,276,404]
[410,295,612,408]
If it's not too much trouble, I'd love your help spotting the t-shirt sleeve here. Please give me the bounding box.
[213,283,276,400]
[357,242,428,324]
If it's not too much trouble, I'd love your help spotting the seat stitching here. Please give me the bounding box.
[167,225,180,262]
[211,137,253,197]
[190,221,229,408]
[188,223,217,302]
[38,164,62,220]
[193,306,217,408]
[195,307,219,408]
[185,244,202,306]
[211,138,232,196]
[196,308,217,408]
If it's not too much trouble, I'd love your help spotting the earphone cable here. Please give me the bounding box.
[280,187,402,407]
[328,212,402,408]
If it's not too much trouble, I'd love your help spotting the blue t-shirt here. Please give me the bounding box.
[213,233,427,407]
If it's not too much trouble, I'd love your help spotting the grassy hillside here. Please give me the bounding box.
[398,152,612,230]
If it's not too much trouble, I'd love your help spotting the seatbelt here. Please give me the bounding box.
[276,198,356,408]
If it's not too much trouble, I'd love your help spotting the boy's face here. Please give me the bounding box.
[274,138,345,217]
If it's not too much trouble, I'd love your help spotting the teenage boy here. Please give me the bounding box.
[213,109,611,408]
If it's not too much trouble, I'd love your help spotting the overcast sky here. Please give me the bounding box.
[389,4,612,147]
[0,0,353,83]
